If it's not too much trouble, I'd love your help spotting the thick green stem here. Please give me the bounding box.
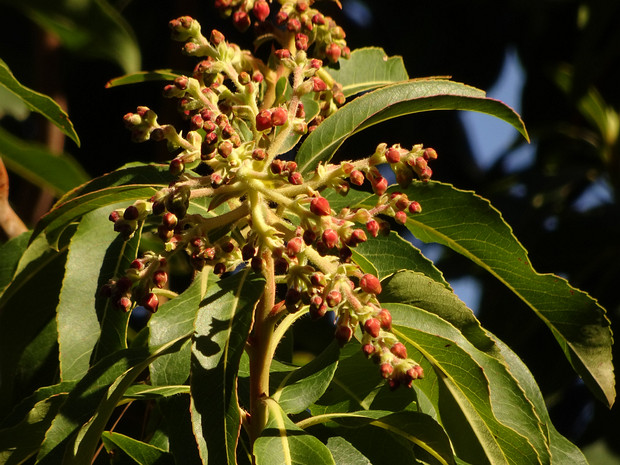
[248,251,277,447]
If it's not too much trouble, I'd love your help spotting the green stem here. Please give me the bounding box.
[248,251,277,446]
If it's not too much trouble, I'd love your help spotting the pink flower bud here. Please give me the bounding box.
[335,324,353,345]
[394,211,407,224]
[408,201,422,214]
[423,147,438,160]
[347,229,367,247]
[362,343,375,357]
[366,220,380,238]
[153,270,168,288]
[295,33,309,51]
[325,43,341,63]
[372,176,388,195]
[380,362,393,379]
[312,77,327,92]
[142,293,159,313]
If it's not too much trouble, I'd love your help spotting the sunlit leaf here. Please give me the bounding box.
[392,181,614,407]
[272,340,340,414]
[254,398,336,465]
[105,69,182,88]
[297,79,528,175]
[0,58,80,146]
[326,47,409,97]
[190,269,265,464]
[101,431,174,465]
[390,303,548,465]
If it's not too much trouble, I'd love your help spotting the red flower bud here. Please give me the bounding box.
[390,342,408,359]
[142,293,159,313]
[123,205,140,221]
[385,147,401,163]
[274,257,289,275]
[394,211,407,225]
[372,176,388,195]
[326,290,342,307]
[335,324,353,345]
[408,201,422,214]
[252,148,266,160]
[362,343,375,357]
[347,229,367,247]
[286,237,303,256]
[322,229,339,248]
[288,171,303,185]
[252,0,270,22]
[423,147,438,160]
[256,109,273,131]
[310,196,331,216]
[325,43,341,63]
[350,169,365,186]
[360,274,382,295]
[366,220,380,238]
[271,106,288,126]
[377,308,392,330]
[275,48,291,60]
[287,18,301,32]
[364,318,381,338]
[380,362,394,379]
[153,270,168,288]
[242,244,256,261]
[312,77,327,92]
[295,33,309,51]
[303,229,317,245]
[210,29,225,45]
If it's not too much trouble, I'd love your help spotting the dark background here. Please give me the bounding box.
[1,0,618,462]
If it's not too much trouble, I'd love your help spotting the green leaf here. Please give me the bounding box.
[0,126,88,196]
[9,0,141,74]
[148,271,210,386]
[326,47,409,97]
[254,398,336,465]
[0,58,80,146]
[32,184,160,249]
[0,230,31,295]
[397,181,615,407]
[272,340,340,414]
[0,381,75,429]
[123,384,190,400]
[352,231,450,286]
[159,396,203,465]
[309,342,414,416]
[296,79,529,175]
[301,410,454,465]
[381,270,496,355]
[326,437,372,465]
[0,394,67,465]
[390,303,547,465]
[190,269,265,464]
[56,205,130,380]
[101,431,174,465]
[490,336,589,464]
[0,233,69,417]
[37,335,191,464]
[105,69,183,88]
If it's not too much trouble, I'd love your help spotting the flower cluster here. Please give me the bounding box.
[107,3,438,387]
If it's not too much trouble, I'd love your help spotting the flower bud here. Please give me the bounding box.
[252,0,270,22]
[394,211,407,225]
[295,33,309,51]
[335,324,353,345]
[385,147,401,164]
[312,77,327,92]
[242,244,256,261]
[325,290,342,307]
[364,318,381,338]
[325,43,341,63]
[322,229,339,249]
[310,197,331,216]
[288,171,303,185]
[350,170,365,186]
[271,106,288,126]
[286,237,303,257]
[256,110,273,131]
[346,229,367,247]
[366,220,380,238]
[380,362,394,379]
[251,256,263,271]
[390,342,408,359]
[423,147,438,160]
[377,308,392,330]
[153,270,168,288]
[360,274,382,295]
[142,293,159,313]
[252,148,266,160]
[372,176,388,195]
[274,257,289,275]
[362,343,375,357]
[303,229,316,245]
[408,201,422,214]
